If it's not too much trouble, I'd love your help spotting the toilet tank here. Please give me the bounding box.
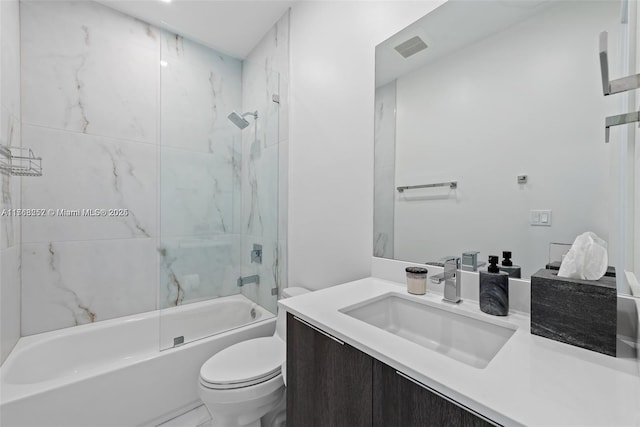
[275,287,310,340]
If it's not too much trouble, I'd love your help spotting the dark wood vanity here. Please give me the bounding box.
[286,313,495,427]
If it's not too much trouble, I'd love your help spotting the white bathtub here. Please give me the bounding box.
[0,294,275,426]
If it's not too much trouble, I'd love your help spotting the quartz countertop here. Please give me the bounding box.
[279,277,640,426]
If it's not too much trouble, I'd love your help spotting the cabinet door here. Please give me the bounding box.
[287,313,373,427]
[373,360,495,427]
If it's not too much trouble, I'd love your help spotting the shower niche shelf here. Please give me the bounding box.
[0,146,42,177]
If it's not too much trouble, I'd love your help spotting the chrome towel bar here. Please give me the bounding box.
[397,181,457,193]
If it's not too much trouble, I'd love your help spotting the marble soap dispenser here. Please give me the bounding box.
[479,256,509,316]
[499,251,521,278]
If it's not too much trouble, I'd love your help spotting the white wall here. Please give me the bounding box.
[288,1,444,290]
[392,1,619,278]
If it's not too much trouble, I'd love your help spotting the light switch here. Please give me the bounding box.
[530,210,552,226]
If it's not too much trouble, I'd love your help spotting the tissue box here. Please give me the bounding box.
[530,268,616,356]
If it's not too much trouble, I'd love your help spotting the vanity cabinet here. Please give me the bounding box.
[286,313,373,427]
[287,313,497,427]
[372,360,493,427]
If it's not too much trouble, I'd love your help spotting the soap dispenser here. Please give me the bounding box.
[479,255,509,316]
[499,251,521,278]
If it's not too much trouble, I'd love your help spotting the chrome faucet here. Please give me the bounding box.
[461,251,486,272]
[430,256,461,303]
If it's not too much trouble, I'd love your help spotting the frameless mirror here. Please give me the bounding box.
[373,0,637,286]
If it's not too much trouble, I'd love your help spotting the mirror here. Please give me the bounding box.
[373,0,634,283]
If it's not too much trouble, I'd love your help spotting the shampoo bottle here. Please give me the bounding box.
[479,255,509,316]
[499,251,521,279]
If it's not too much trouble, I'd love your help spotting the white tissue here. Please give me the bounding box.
[558,232,608,281]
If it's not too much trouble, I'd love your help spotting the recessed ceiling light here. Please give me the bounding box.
[159,0,171,3]
[160,60,168,67]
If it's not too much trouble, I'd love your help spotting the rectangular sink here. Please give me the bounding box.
[339,293,516,369]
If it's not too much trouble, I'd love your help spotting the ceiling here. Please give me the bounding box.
[375,0,555,87]
[98,0,296,59]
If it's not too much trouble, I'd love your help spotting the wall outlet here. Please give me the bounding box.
[530,210,552,226]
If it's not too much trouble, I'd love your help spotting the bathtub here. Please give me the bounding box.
[0,294,276,427]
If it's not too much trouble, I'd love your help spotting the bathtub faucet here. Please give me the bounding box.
[237,275,260,287]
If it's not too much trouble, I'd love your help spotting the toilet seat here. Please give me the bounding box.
[200,337,284,390]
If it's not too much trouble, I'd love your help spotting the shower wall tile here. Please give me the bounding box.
[21,238,157,336]
[240,10,289,309]
[1,107,21,250]
[1,246,21,362]
[373,82,396,259]
[374,165,395,258]
[20,0,159,143]
[241,143,279,240]
[160,146,233,238]
[240,235,280,314]
[158,235,240,309]
[161,31,242,154]
[1,0,21,365]
[21,125,158,243]
[1,0,21,116]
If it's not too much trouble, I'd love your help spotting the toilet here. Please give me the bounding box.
[198,287,310,427]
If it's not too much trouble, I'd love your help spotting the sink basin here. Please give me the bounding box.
[339,293,516,368]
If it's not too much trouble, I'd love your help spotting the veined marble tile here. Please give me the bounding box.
[373,82,396,259]
[161,29,238,68]
[1,246,21,363]
[240,235,279,315]
[374,165,395,259]
[231,142,243,235]
[243,10,288,144]
[242,64,280,149]
[277,139,288,245]
[161,57,241,154]
[1,0,21,115]
[21,125,158,243]
[1,107,21,251]
[21,1,160,52]
[374,82,397,170]
[242,141,279,240]
[161,146,236,238]
[159,235,240,308]
[21,1,159,143]
[161,31,242,154]
[21,238,157,336]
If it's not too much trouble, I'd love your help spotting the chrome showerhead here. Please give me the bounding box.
[227,111,258,129]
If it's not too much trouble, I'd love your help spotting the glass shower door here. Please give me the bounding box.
[238,66,281,315]
[157,31,281,349]
[158,29,244,350]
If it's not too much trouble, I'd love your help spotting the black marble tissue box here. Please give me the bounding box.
[530,268,616,356]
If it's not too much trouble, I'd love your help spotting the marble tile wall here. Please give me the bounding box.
[241,13,289,313]
[373,81,396,259]
[158,30,243,308]
[19,0,161,335]
[0,0,22,363]
[18,0,287,335]
[240,11,289,314]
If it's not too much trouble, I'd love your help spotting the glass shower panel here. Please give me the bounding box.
[158,29,244,350]
[239,66,280,315]
[158,34,281,350]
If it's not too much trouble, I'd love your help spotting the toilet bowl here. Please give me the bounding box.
[198,287,310,427]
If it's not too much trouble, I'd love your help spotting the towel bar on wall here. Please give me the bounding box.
[599,31,640,143]
[599,31,640,96]
[397,181,457,193]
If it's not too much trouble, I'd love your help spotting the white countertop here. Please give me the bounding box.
[279,277,640,427]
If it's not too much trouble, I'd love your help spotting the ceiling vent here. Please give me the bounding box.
[394,36,428,59]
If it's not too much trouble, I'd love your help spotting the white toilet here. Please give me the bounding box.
[198,287,310,427]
